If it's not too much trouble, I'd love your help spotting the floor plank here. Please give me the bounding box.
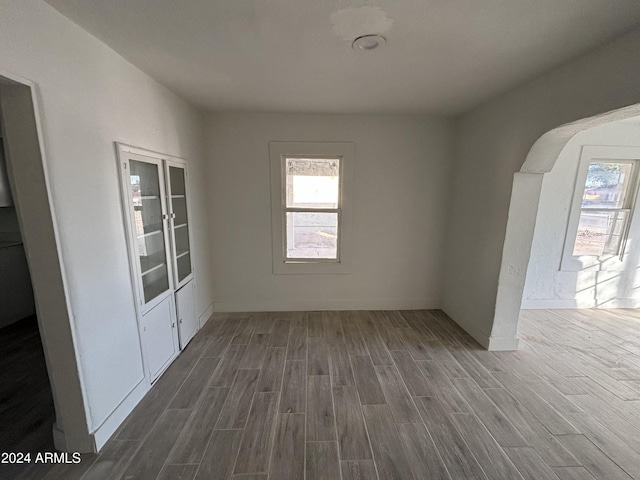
[233,392,279,475]
[279,360,306,414]
[483,387,579,467]
[351,355,386,405]
[286,326,307,361]
[397,422,451,480]
[306,376,336,441]
[169,387,229,464]
[503,446,562,480]
[268,414,305,480]
[156,464,199,480]
[118,409,190,480]
[390,350,435,397]
[374,365,421,423]
[238,333,270,369]
[448,413,524,480]
[333,386,373,460]
[341,460,379,480]
[305,441,341,480]
[256,347,286,393]
[209,344,248,387]
[168,356,221,409]
[556,434,633,480]
[449,377,528,447]
[308,336,330,375]
[414,396,488,480]
[328,343,355,386]
[215,369,260,429]
[194,429,243,480]
[269,319,291,348]
[361,405,415,480]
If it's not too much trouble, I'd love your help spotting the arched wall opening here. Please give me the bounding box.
[493,103,640,347]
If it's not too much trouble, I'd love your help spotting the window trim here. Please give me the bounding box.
[270,141,354,275]
[561,145,640,272]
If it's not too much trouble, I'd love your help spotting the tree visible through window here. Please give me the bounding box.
[573,161,637,257]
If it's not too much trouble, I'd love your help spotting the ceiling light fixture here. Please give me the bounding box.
[352,34,386,51]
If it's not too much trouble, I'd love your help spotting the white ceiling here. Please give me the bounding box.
[45,0,640,115]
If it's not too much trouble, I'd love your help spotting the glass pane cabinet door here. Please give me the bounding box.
[169,166,192,284]
[130,160,170,303]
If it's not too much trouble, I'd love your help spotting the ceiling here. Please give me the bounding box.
[45,0,640,115]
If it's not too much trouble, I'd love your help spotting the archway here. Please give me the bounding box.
[492,103,640,348]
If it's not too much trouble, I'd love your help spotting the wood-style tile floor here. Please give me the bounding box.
[0,316,55,480]
[11,309,640,480]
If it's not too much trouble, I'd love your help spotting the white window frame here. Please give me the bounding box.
[270,141,354,275]
[561,145,640,271]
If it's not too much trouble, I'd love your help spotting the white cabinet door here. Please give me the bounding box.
[165,161,194,289]
[119,151,174,313]
[141,295,178,381]
[175,280,197,349]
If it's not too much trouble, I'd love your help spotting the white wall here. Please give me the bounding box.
[442,26,640,348]
[523,121,640,308]
[206,113,453,312]
[0,0,213,450]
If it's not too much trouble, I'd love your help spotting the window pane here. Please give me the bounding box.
[130,160,169,303]
[286,158,339,208]
[581,161,634,209]
[573,210,628,256]
[286,212,338,259]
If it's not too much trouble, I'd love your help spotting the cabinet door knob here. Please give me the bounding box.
[171,322,176,328]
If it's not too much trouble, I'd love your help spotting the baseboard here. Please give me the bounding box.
[448,316,491,349]
[90,378,148,452]
[521,298,640,309]
[596,298,640,308]
[213,298,438,312]
[199,302,215,328]
[438,308,519,351]
[521,299,578,309]
[52,421,94,453]
[486,335,520,351]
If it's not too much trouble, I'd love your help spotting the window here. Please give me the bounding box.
[562,146,640,271]
[270,142,353,274]
[285,157,340,260]
[573,161,635,257]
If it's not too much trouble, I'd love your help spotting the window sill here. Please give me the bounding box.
[272,260,351,275]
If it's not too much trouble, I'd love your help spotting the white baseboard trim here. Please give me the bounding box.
[439,308,519,351]
[90,378,148,452]
[441,311,490,349]
[486,335,520,351]
[213,298,439,313]
[521,299,579,309]
[199,302,215,328]
[596,298,640,308]
[52,421,94,453]
[521,298,640,309]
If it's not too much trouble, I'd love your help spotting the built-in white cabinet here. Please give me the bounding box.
[117,144,196,382]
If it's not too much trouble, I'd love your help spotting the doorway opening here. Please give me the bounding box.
[492,103,640,345]
[0,73,91,475]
